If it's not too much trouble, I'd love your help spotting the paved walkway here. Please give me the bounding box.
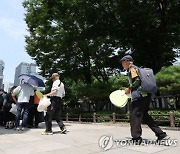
[0,122,179,154]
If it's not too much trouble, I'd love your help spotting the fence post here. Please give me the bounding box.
[93,113,96,123]
[79,114,82,122]
[169,112,175,127]
[66,113,69,122]
[112,113,116,124]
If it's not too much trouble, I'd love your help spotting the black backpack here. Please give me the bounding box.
[137,67,157,94]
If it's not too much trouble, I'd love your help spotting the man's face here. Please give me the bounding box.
[51,77,56,82]
[121,60,131,70]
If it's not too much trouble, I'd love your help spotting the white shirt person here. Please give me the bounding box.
[42,73,67,135]
[51,79,65,98]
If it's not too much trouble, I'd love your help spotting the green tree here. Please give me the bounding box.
[117,0,180,73]
[23,0,120,84]
[155,65,180,95]
[23,0,179,83]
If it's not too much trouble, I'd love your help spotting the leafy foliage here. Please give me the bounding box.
[23,0,180,83]
[64,75,129,111]
[149,109,180,127]
[22,0,180,111]
[155,65,180,95]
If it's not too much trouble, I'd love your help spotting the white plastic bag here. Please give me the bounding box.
[9,104,17,115]
[37,97,51,112]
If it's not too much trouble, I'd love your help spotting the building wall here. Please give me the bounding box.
[14,62,37,86]
[3,82,14,93]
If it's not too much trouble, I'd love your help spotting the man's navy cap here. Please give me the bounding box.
[120,55,133,62]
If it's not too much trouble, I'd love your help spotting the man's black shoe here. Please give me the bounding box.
[60,126,67,134]
[157,134,170,141]
[132,137,142,145]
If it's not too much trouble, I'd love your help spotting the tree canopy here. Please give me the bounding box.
[23,0,180,84]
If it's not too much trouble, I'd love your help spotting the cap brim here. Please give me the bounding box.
[120,58,127,62]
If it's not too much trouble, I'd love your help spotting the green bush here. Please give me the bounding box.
[97,115,112,123]
[149,109,180,126]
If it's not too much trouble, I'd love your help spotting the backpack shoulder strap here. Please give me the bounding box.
[129,65,139,77]
[58,81,61,87]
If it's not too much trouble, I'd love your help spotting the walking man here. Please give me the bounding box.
[120,55,169,144]
[42,73,66,135]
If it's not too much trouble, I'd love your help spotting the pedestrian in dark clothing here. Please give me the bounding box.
[3,86,17,129]
[42,73,66,135]
[28,90,44,128]
[120,55,169,144]
[0,88,6,126]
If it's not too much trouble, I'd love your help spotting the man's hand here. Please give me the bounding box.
[43,94,48,97]
[124,88,131,94]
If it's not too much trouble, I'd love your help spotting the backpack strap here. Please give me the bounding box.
[58,81,61,87]
[128,65,141,90]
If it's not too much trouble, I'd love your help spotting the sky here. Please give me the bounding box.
[0,0,35,83]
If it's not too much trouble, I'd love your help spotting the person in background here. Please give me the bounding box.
[3,86,17,129]
[12,82,34,131]
[0,88,6,126]
[120,55,169,144]
[28,89,44,128]
[42,73,66,135]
